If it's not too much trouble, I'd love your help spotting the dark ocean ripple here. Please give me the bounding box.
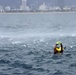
[0,36,76,75]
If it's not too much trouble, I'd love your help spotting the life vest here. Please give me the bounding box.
[56,47,61,52]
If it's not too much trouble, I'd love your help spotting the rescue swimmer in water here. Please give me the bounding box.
[54,41,65,54]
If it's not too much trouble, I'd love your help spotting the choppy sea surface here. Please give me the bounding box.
[0,12,76,75]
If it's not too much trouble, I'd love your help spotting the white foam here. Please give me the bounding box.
[12,41,22,44]
[23,45,27,47]
[70,46,73,48]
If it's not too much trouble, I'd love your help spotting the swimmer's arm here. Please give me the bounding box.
[63,46,66,50]
[64,46,66,49]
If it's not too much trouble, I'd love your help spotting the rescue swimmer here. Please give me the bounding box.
[54,41,65,54]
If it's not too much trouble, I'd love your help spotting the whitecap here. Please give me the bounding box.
[12,41,22,44]
[23,45,27,47]
[39,38,45,42]
[71,34,75,37]
[70,46,73,48]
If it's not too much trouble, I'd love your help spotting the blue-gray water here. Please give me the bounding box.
[0,12,76,75]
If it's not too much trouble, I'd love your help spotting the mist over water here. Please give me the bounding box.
[0,13,76,38]
[0,13,76,75]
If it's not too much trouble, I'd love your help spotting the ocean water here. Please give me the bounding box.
[0,12,76,75]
